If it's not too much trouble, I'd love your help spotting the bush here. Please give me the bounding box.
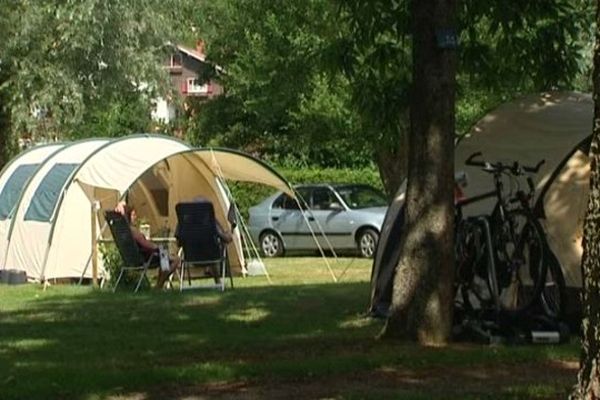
[99,243,142,289]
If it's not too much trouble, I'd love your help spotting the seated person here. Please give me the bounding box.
[115,202,180,289]
[174,196,234,283]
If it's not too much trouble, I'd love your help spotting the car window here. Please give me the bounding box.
[294,187,311,210]
[311,188,337,210]
[336,185,388,209]
[272,193,300,210]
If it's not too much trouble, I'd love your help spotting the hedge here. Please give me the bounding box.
[229,166,382,219]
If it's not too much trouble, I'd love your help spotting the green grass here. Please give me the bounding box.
[0,257,580,399]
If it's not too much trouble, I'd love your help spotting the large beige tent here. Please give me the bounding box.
[369,91,592,315]
[455,91,592,289]
[0,134,293,282]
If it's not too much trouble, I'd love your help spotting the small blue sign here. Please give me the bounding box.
[436,29,458,49]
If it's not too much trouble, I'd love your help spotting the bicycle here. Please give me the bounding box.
[454,152,565,318]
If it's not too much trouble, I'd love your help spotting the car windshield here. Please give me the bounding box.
[335,185,388,209]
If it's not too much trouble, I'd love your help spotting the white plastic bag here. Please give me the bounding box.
[159,245,170,272]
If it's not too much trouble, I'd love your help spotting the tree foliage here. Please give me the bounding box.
[0,0,179,150]
[337,0,592,173]
[184,0,592,194]
[186,0,370,168]
[459,0,592,90]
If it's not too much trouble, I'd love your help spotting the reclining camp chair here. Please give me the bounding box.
[175,201,233,291]
[104,210,158,292]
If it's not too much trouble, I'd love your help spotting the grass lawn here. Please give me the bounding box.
[0,257,579,400]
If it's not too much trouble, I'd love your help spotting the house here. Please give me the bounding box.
[152,41,223,123]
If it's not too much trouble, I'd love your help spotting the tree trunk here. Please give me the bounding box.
[380,0,457,344]
[571,2,600,398]
[0,73,13,170]
[375,134,408,197]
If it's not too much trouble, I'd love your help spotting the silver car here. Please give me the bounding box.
[248,184,388,258]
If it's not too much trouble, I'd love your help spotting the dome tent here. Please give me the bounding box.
[0,134,293,283]
[369,91,593,315]
[454,91,591,290]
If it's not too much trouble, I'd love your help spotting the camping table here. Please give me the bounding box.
[150,237,179,254]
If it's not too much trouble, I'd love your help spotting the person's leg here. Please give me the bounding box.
[210,264,222,284]
[156,255,181,289]
[156,269,168,289]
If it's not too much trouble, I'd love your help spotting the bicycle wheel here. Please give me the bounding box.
[493,209,546,314]
[455,218,496,314]
[539,249,567,319]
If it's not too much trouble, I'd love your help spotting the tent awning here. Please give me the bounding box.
[189,148,294,196]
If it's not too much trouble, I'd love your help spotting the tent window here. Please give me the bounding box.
[24,163,79,222]
[0,164,39,220]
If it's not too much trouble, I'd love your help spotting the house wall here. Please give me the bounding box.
[153,47,224,123]
[165,50,223,98]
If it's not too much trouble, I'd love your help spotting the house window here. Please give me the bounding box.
[186,78,210,95]
[167,54,182,68]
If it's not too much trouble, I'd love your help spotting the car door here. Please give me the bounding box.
[308,187,354,249]
[269,189,309,250]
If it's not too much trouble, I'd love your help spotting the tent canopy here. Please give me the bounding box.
[0,134,293,281]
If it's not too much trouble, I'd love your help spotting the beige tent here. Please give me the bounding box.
[0,134,293,282]
[455,91,592,289]
[369,91,592,315]
[0,143,66,270]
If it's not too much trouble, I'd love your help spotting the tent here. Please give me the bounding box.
[369,91,593,315]
[0,134,293,282]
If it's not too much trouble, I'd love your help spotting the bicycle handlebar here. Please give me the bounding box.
[465,151,485,167]
[465,152,544,175]
[523,159,545,173]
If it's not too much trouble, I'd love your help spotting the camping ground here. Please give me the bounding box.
[0,257,579,399]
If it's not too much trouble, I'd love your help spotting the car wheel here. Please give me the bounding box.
[357,228,379,258]
[260,231,284,257]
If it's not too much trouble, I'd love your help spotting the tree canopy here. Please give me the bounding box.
[0,0,593,185]
[0,0,180,150]
[185,0,370,168]
[180,0,592,194]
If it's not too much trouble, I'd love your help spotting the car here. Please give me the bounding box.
[248,183,389,258]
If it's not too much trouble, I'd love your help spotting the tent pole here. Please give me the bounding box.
[91,201,99,287]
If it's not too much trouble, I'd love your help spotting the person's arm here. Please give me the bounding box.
[115,200,127,215]
[131,227,158,252]
[174,223,182,247]
[216,221,233,244]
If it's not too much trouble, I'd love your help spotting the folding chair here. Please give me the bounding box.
[104,210,158,292]
[175,201,233,291]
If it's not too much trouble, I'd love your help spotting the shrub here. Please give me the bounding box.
[99,243,142,289]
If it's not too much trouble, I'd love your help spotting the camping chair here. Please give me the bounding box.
[175,201,233,291]
[104,210,158,292]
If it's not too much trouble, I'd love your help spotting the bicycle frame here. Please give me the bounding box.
[454,152,547,316]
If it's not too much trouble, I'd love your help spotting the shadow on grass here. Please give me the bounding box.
[0,280,579,400]
[0,281,385,399]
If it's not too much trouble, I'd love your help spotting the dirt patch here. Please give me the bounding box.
[117,360,578,400]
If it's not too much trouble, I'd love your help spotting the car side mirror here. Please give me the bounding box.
[329,202,344,211]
